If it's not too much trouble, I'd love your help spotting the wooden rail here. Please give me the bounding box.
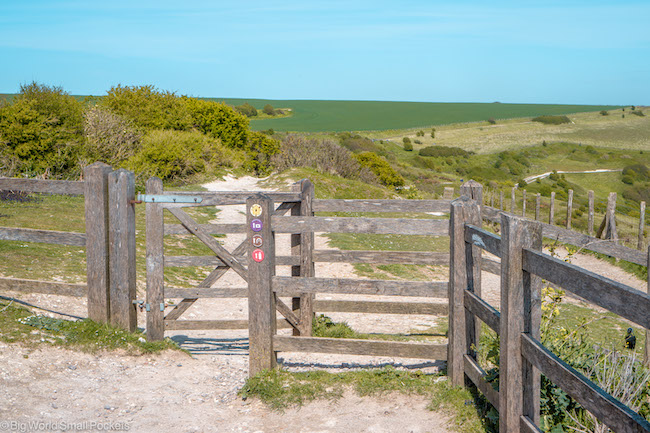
[0,178,84,195]
[0,227,86,246]
[273,276,448,298]
[272,215,448,236]
[313,199,451,213]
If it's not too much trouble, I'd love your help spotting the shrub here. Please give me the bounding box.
[532,115,571,125]
[235,102,257,117]
[416,130,424,137]
[83,105,142,166]
[403,142,413,151]
[354,152,405,187]
[101,85,193,130]
[631,110,645,117]
[271,135,375,183]
[430,128,435,138]
[263,104,275,116]
[338,133,382,154]
[402,137,411,144]
[125,129,238,181]
[182,97,249,150]
[413,139,422,145]
[600,110,609,116]
[244,131,280,175]
[0,82,84,177]
[419,146,469,158]
[487,117,496,124]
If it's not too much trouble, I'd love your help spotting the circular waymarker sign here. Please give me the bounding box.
[250,219,263,232]
[252,234,263,248]
[252,249,265,263]
[250,204,263,217]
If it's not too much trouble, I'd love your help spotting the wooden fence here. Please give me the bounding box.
[484,186,647,251]
[0,162,137,330]
[450,195,650,433]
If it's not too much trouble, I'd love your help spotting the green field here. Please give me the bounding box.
[211,98,619,132]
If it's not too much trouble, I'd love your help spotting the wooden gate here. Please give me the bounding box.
[143,177,310,341]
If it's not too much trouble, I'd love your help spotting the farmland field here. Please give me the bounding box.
[212,98,619,132]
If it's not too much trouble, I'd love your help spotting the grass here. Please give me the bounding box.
[0,299,182,354]
[211,98,618,133]
[372,108,649,154]
[312,314,445,343]
[239,366,489,432]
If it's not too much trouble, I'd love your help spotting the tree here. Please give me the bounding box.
[235,102,257,117]
[402,137,411,144]
[263,104,275,116]
[431,128,436,138]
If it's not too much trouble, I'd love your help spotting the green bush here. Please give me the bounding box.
[402,137,411,144]
[354,152,405,187]
[125,129,238,181]
[244,131,281,175]
[403,141,413,151]
[0,82,84,177]
[631,110,645,117]
[82,105,142,166]
[263,104,275,116]
[182,97,249,150]
[600,110,609,116]
[419,146,469,158]
[234,102,257,117]
[101,85,193,130]
[532,115,571,125]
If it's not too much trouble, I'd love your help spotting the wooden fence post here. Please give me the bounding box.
[448,195,481,387]
[500,190,504,211]
[598,192,618,242]
[444,187,454,200]
[566,189,573,229]
[588,190,595,236]
[108,169,137,332]
[522,190,527,217]
[549,192,555,225]
[511,187,516,213]
[500,213,542,433]
[247,194,277,377]
[146,177,164,341]
[460,180,483,362]
[646,247,650,367]
[84,162,112,323]
[535,193,541,221]
[638,201,646,250]
[291,179,315,336]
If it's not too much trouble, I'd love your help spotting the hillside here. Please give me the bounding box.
[212,98,619,132]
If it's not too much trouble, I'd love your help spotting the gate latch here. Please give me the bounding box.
[132,300,165,312]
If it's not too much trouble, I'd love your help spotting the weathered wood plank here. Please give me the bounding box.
[164,287,248,298]
[588,190,595,236]
[168,208,248,281]
[566,189,573,229]
[523,249,650,329]
[464,290,500,333]
[247,194,276,376]
[164,254,299,267]
[145,177,165,340]
[108,169,137,332]
[276,298,301,330]
[463,355,499,411]
[0,277,87,297]
[0,227,86,246]
[0,178,84,195]
[164,319,293,330]
[535,193,541,221]
[549,191,555,225]
[272,216,449,236]
[292,179,315,336]
[156,191,300,208]
[522,334,650,433]
[482,207,647,266]
[313,300,448,315]
[313,199,452,213]
[273,336,448,360]
[84,162,112,323]
[639,201,646,250]
[481,256,501,275]
[448,196,481,386]
[499,213,542,433]
[312,250,449,265]
[273,277,448,298]
[464,224,500,257]
[164,223,246,235]
[520,416,542,433]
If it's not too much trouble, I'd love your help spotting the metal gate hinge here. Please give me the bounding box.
[136,194,203,204]
[132,300,164,312]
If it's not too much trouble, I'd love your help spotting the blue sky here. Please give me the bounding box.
[0,1,648,104]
